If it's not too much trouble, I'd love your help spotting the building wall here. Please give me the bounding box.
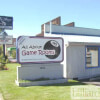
[40,19,100,79]
[67,45,100,79]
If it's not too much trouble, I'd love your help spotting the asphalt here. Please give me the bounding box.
[80,77,100,86]
[82,81,100,86]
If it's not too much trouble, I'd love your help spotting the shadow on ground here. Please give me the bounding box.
[45,80,86,86]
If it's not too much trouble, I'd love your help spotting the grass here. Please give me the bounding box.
[0,63,98,100]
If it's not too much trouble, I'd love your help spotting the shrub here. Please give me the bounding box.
[0,46,8,70]
[0,57,7,70]
[11,50,16,59]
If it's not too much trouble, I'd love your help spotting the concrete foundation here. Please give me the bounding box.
[16,63,67,86]
[15,78,67,86]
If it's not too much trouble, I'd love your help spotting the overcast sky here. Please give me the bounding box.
[0,0,100,38]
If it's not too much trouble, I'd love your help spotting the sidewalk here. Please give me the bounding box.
[8,58,17,63]
[0,93,3,100]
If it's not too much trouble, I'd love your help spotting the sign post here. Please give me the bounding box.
[3,32,8,58]
[0,16,13,60]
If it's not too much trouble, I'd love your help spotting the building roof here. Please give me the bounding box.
[45,24,100,37]
[66,42,100,46]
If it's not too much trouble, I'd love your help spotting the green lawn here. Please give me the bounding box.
[0,63,97,100]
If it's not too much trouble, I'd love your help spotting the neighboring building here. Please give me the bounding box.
[37,16,100,80]
[0,37,16,56]
[6,38,16,57]
[6,38,16,48]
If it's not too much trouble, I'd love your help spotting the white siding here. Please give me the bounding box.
[44,25,100,79]
[67,45,100,79]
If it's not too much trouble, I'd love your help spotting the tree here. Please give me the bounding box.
[11,50,16,59]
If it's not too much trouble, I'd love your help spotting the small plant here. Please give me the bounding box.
[0,57,8,70]
[0,63,8,70]
[11,50,16,59]
[0,45,9,70]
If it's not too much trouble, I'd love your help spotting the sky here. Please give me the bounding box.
[0,0,100,38]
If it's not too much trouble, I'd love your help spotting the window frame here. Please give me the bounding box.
[85,45,100,69]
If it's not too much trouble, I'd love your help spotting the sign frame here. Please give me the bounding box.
[17,36,64,64]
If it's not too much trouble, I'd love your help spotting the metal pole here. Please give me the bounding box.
[50,21,52,34]
[0,29,8,60]
[3,44,5,58]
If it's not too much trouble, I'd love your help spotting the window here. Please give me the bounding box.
[86,46,99,67]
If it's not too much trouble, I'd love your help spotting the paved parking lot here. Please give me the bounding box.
[82,81,100,86]
[80,77,100,86]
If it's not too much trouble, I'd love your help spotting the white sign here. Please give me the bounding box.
[17,36,64,64]
[0,35,13,44]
